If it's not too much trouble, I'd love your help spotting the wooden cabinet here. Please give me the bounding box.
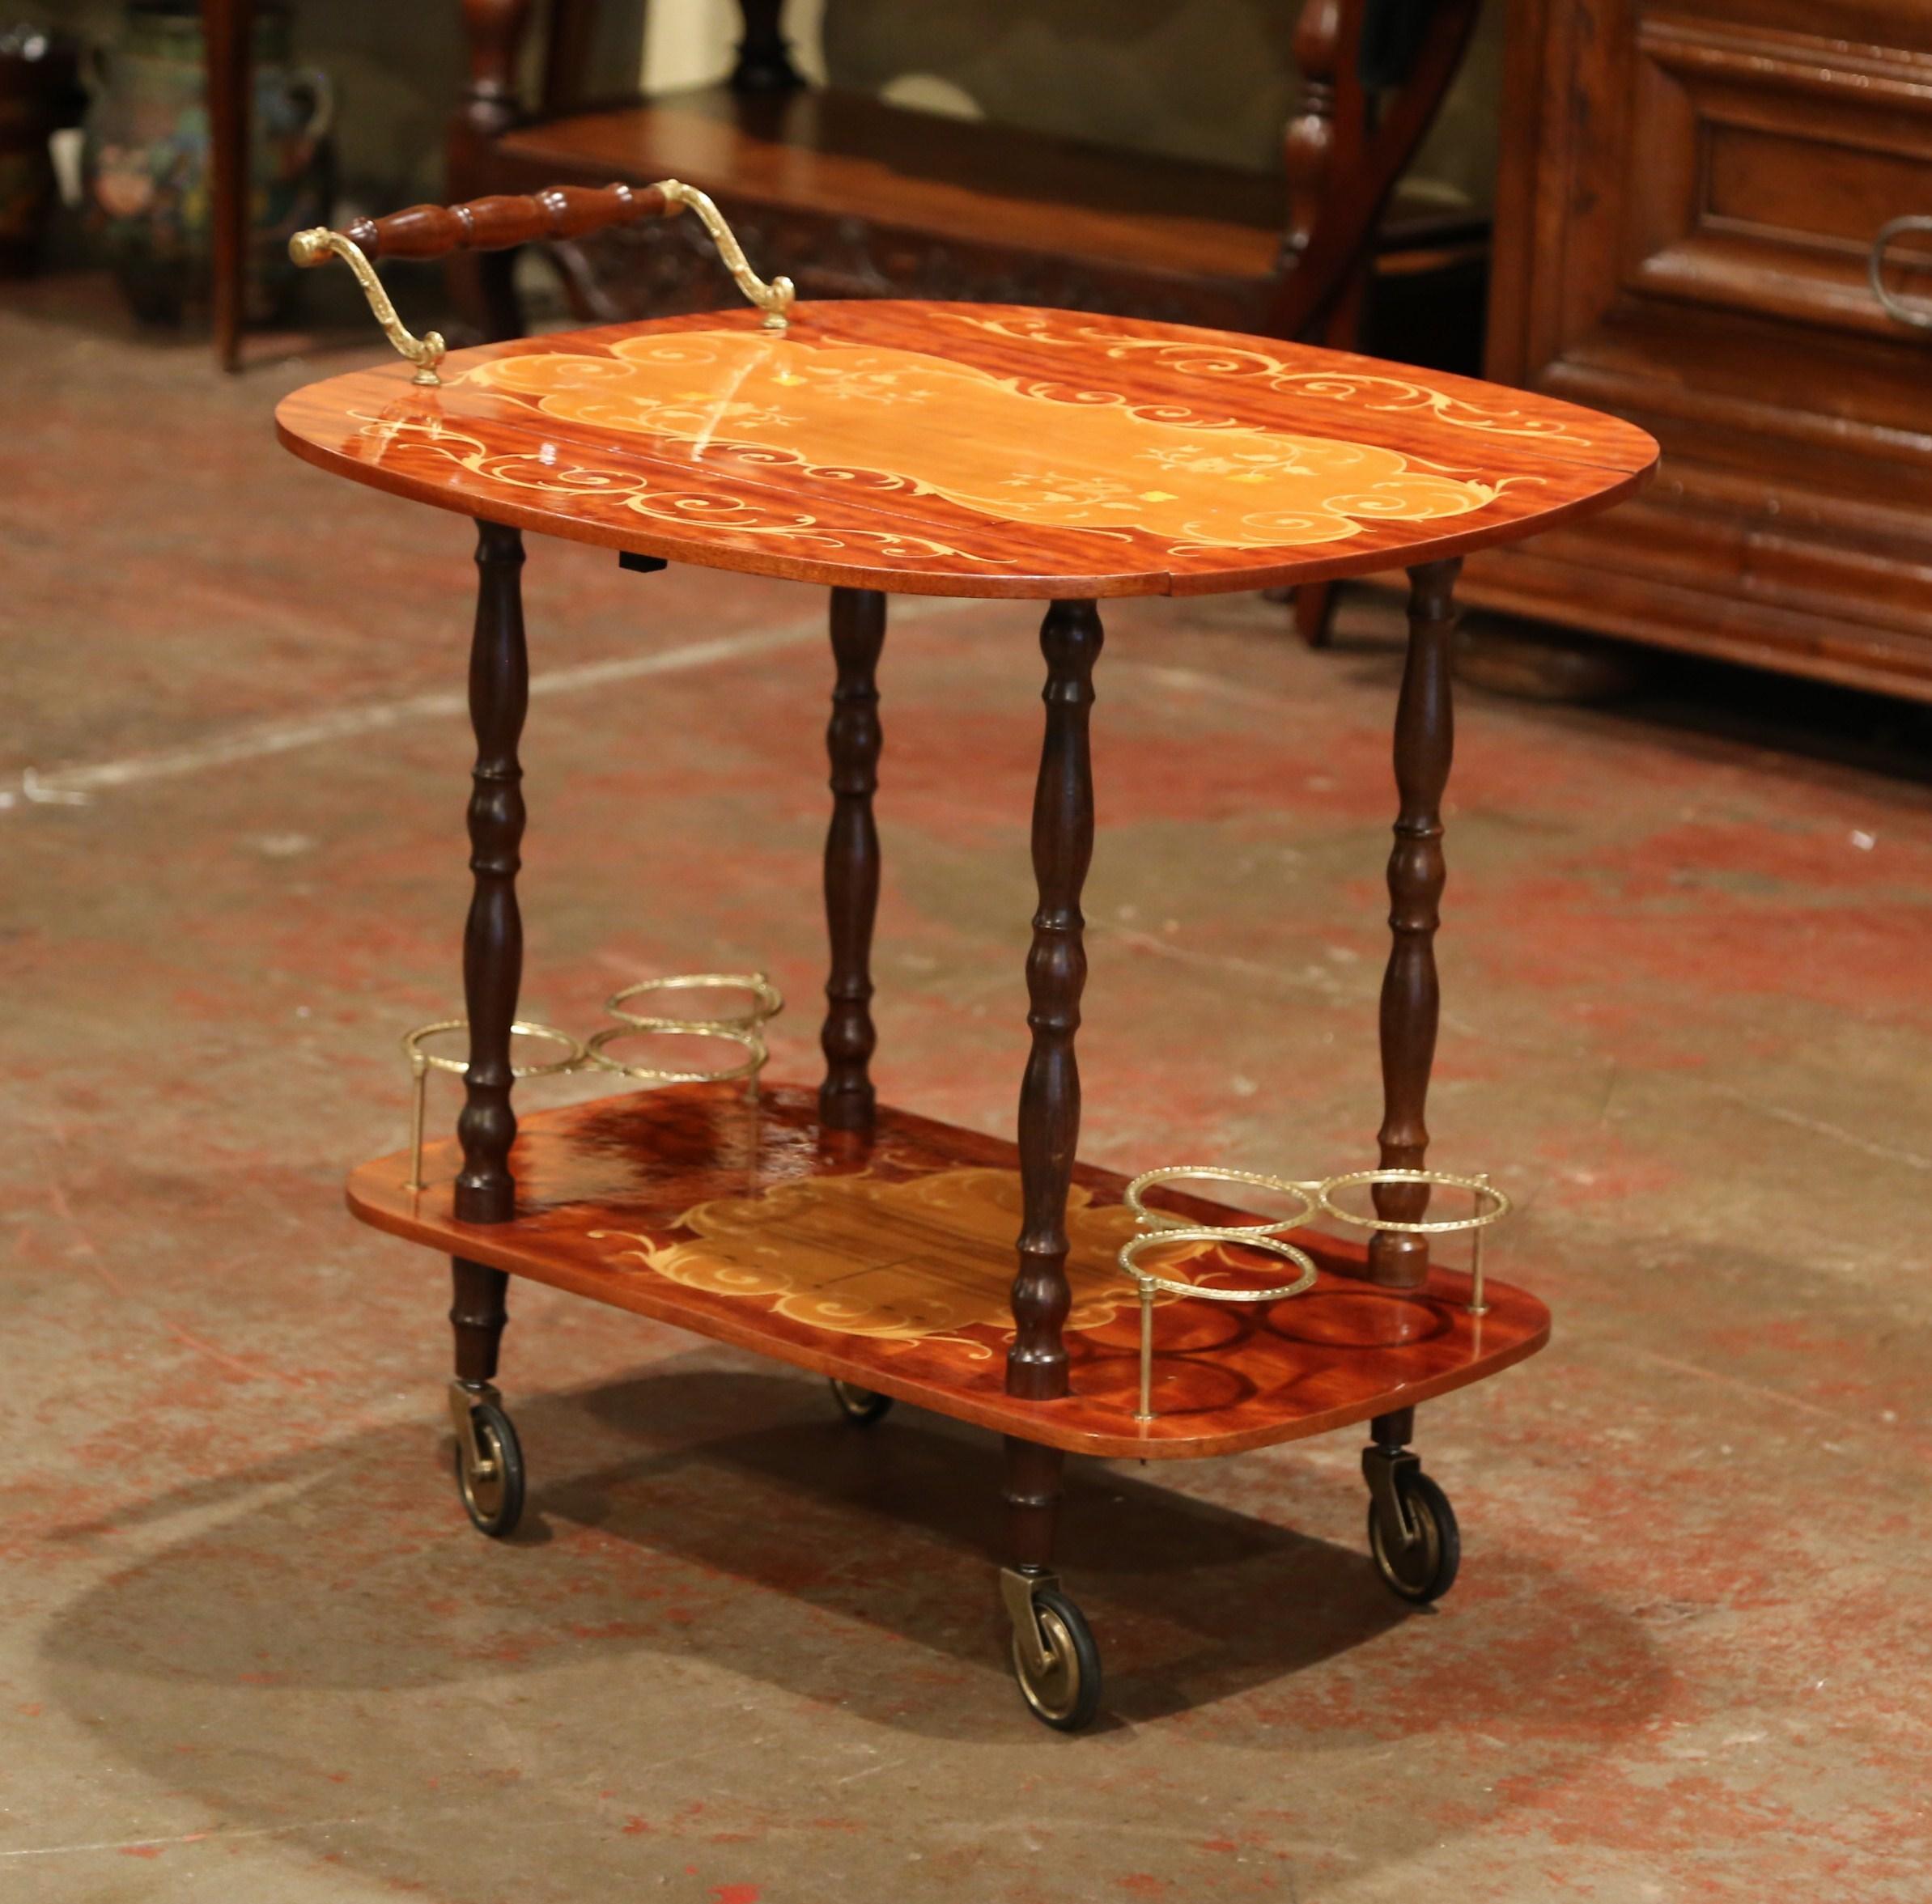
[1467,0,1932,701]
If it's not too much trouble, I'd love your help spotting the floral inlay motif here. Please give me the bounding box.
[461,329,1512,551]
[344,408,1007,566]
[590,1167,1188,1348]
[939,311,1604,447]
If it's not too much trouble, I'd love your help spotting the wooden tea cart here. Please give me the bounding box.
[276,182,1655,1731]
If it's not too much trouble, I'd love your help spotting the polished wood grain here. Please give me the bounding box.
[1010,600,1102,1402]
[276,302,1658,600]
[1369,559,1459,1288]
[818,586,884,1133]
[340,183,671,262]
[507,91,1294,285]
[464,0,1477,359]
[454,520,528,1224]
[347,1083,1550,1462]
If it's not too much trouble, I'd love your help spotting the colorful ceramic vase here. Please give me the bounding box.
[83,0,332,325]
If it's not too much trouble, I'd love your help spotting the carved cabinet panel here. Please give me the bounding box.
[1470,0,1932,700]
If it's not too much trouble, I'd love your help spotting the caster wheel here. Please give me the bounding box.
[829,1379,894,1426]
[1011,1588,1102,1732]
[1368,1468,1459,1604]
[454,1397,524,1539]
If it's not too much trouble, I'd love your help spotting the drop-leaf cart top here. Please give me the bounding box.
[275,180,1657,1732]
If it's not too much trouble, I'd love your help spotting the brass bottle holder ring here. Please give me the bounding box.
[604,970,785,1033]
[401,1020,589,1191]
[587,969,783,1092]
[1117,1164,1511,1423]
[584,1022,768,1087]
[400,972,783,1191]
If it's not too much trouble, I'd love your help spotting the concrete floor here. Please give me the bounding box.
[5,280,1932,1903]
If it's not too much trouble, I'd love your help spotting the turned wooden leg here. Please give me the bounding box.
[820,587,885,1131]
[1294,583,1339,649]
[1009,600,1103,1400]
[1003,1435,1064,1571]
[450,1257,509,1384]
[455,520,529,1225]
[1369,558,1459,1287]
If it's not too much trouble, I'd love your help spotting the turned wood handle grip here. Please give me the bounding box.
[340,182,671,261]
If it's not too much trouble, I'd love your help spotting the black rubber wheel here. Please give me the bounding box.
[1011,1587,1103,1732]
[454,1399,524,1539]
[829,1379,894,1427]
[1368,1468,1459,1604]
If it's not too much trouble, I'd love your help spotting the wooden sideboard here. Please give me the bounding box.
[1466,0,1932,702]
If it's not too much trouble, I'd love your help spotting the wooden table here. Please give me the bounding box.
[278,297,1655,1729]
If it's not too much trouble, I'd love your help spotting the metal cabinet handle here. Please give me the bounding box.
[1869,215,1932,332]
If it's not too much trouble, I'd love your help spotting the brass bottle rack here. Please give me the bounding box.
[399,972,783,1191]
[1119,1164,1512,1421]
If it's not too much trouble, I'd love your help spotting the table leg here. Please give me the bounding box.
[1369,558,1460,1287]
[450,1258,509,1384]
[203,0,253,372]
[1003,1433,1063,1571]
[1008,599,1103,1401]
[820,587,885,1131]
[455,520,529,1225]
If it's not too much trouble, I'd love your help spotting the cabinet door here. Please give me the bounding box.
[1477,0,1932,698]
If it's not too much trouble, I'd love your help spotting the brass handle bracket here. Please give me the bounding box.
[658,179,796,332]
[288,227,448,383]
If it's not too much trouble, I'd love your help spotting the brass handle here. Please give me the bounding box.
[290,178,796,385]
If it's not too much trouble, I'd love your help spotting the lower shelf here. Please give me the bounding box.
[347,1082,1550,1461]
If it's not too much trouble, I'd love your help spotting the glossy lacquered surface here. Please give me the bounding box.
[348,1083,1550,1461]
[277,302,1657,598]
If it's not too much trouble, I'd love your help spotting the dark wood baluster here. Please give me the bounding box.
[821,587,886,1132]
[1369,558,1460,1287]
[450,0,534,340]
[1283,0,1344,265]
[1009,600,1103,1401]
[456,0,531,149]
[455,520,529,1225]
[732,0,804,91]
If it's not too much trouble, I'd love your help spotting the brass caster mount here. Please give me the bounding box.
[450,1379,525,1539]
[1001,1567,1102,1732]
[1363,1423,1459,1604]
